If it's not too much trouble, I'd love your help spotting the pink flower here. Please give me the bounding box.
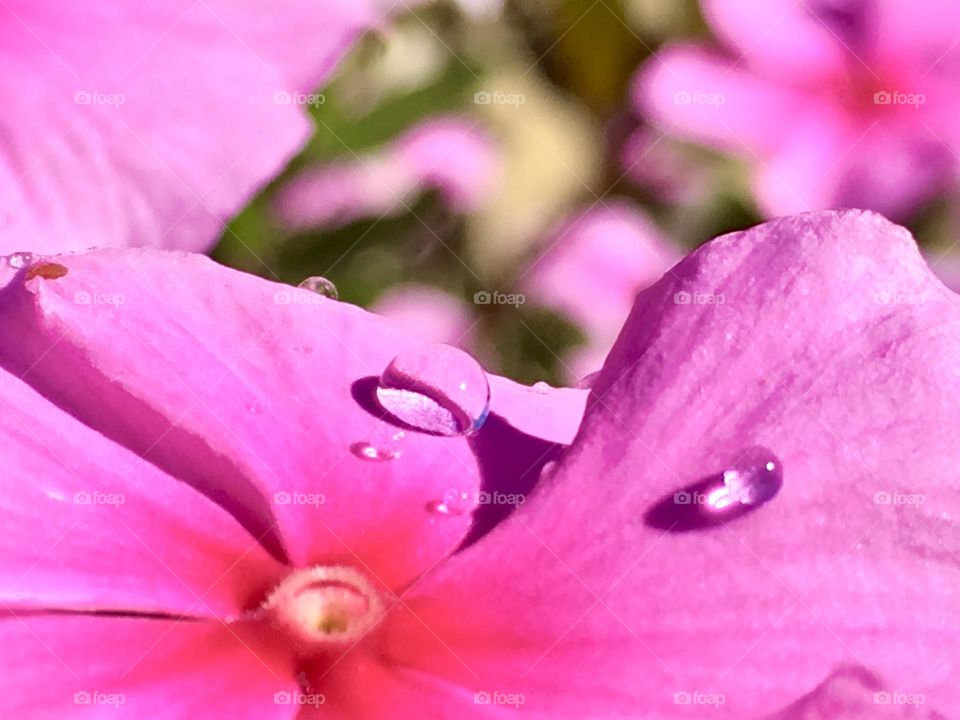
[1,209,958,716]
[372,284,478,348]
[521,201,680,381]
[0,0,379,255]
[274,117,498,231]
[636,0,960,219]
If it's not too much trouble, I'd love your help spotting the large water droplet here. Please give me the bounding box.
[298,276,338,300]
[644,446,783,532]
[4,251,33,269]
[376,344,490,436]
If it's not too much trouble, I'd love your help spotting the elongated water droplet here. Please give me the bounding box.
[350,432,404,462]
[376,344,489,436]
[644,446,783,532]
[298,276,338,300]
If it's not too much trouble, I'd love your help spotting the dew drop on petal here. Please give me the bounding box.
[426,489,472,517]
[350,431,404,462]
[298,276,339,300]
[532,381,550,394]
[350,438,402,462]
[644,446,783,532]
[376,344,490,436]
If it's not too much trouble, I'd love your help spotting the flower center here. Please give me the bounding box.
[260,565,385,649]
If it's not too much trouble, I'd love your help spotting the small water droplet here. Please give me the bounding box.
[350,432,404,462]
[532,381,550,394]
[246,402,263,415]
[298,276,338,300]
[4,251,34,269]
[426,489,472,516]
[576,371,600,389]
[376,344,490,436]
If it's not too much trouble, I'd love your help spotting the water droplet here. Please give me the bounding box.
[706,447,783,511]
[643,446,783,532]
[426,489,472,516]
[246,402,263,415]
[298,276,338,300]
[576,371,600,389]
[4,251,33,269]
[376,344,490,436]
[350,432,404,462]
[532,381,550,394]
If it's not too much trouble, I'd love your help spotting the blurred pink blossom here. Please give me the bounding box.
[0,0,379,255]
[636,0,960,219]
[522,201,680,381]
[274,117,498,231]
[372,284,477,348]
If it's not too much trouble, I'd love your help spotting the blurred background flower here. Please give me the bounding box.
[20,0,954,385]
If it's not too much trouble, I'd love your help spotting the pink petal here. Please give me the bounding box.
[636,45,809,155]
[522,201,679,340]
[875,0,960,64]
[274,117,497,231]
[372,285,477,348]
[765,666,945,718]
[0,0,375,254]
[701,0,847,80]
[521,201,680,383]
[383,210,960,716]
[0,367,283,617]
[0,615,294,718]
[756,109,953,219]
[0,250,483,589]
[0,251,587,591]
